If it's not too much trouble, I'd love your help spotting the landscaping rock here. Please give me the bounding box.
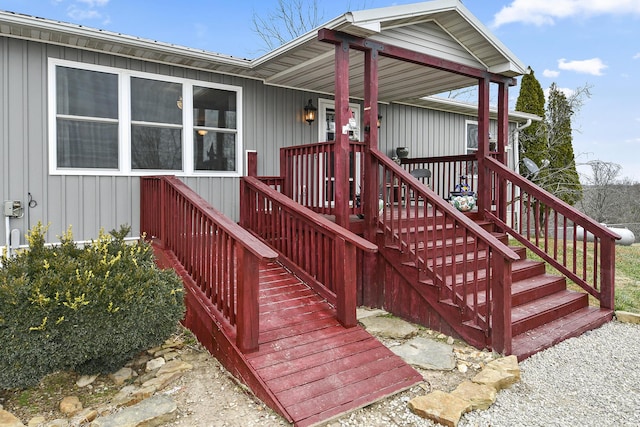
[0,409,25,427]
[391,336,456,370]
[90,394,177,427]
[109,367,133,385]
[408,390,472,427]
[358,316,418,339]
[616,310,640,324]
[59,396,82,417]
[451,380,496,410]
[471,355,520,390]
[76,375,98,388]
[145,357,166,372]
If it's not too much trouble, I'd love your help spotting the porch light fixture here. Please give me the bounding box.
[303,99,317,125]
[377,114,383,128]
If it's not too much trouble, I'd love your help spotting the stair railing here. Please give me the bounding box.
[140,176,278,352]
[372,149,520,353]
[241,175,378,327]
[484,157,619,309]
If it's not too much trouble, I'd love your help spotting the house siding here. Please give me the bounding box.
[1,36,516,245]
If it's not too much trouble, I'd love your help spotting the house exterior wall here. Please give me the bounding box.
[1,35,517,245]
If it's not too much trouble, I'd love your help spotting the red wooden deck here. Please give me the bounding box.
[248,262,422,426]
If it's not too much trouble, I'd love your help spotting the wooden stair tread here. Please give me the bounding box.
[511,290,588,336]
[511,307,613,360]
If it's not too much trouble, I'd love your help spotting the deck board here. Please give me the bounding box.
[246,262,423,425]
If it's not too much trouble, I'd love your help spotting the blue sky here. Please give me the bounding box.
[3,0,640,181]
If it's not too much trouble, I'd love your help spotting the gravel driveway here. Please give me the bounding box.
[460,320,640,427]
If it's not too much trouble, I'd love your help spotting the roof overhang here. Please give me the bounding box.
[411,96,542,123]
[0,0,528,108]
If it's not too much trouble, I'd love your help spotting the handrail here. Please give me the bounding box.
[371,148,518,353]
[484,156,618,308]
[377,150,519,260]
[140,176,278,352]
[241,175,377,327]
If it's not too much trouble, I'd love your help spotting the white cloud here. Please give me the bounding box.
[67,7,101,20]
[634,53,640,60]
[493,0,640,27]
[543,69,560,78]
[77,0,110,6]
[544,86,575,100]
[558,58,607,76]
[66,0,109,22]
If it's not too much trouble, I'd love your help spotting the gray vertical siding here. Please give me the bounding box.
[1,36,518,245]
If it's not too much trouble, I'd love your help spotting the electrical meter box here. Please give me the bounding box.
[3,200,23,218]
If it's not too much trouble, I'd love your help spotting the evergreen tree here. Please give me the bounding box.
[544,83,582,205]
[515,68,547,174]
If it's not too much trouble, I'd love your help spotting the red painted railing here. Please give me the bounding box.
[240,175,378,327]
[484,157,619,308]
[372,149,520,353]
[140,176,278,352]
[280,141,366,217]
[400,154,478,199]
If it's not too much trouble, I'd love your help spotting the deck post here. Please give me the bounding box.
[477,77,491,215]
[491,255,513,355]
[362,45,383,307]
[333,39,351,229]
[600,238,616,310]
[497,82,509,222]
[335,237,357,327]
[237,246,260,352]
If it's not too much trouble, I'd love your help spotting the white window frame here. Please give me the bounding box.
[464,120,478,155]
[48,58,243,177]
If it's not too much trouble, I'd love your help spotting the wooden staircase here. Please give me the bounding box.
[378,210,613,360]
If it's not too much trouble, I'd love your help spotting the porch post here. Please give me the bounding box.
[477,77,491,215]
[363,45,383,307]
[334,40,351,229]
[497,82,509,222]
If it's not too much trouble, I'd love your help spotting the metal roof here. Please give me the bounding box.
[0,0,530,111]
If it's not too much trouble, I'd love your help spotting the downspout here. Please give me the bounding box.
[512,119,532,231]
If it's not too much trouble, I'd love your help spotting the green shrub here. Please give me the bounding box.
[0,223,185,389]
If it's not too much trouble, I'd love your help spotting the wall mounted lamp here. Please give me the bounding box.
[304,99,317,125]
[377,114,383,128]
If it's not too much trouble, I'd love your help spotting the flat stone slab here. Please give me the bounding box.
[359,315,419,339]
[391,336,456,370]
[356,307,388,320]
[91,394,177,427]
[616,311,640,324]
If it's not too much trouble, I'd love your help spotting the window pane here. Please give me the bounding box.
[131,125,182,170]
[56,67,118,119]
[194,131,236,171]
[466,123,478,153]
[57,120,118,168]
[131,78,182,125]
[193,87,236,129]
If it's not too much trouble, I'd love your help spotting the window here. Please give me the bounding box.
[49,59,242,176]
[465,120,478,155]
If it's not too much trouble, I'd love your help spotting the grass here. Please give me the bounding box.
[510,238,640,313]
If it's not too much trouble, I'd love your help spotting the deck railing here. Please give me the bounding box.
[372,149,520,353]
[484,157,619,308]
[241,175,378,327]
[400,154,478,199]
[140,176,278,352]
[280,141,366,217]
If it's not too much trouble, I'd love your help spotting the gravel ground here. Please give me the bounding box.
[165,320,640,427]
[460,320,640,427]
